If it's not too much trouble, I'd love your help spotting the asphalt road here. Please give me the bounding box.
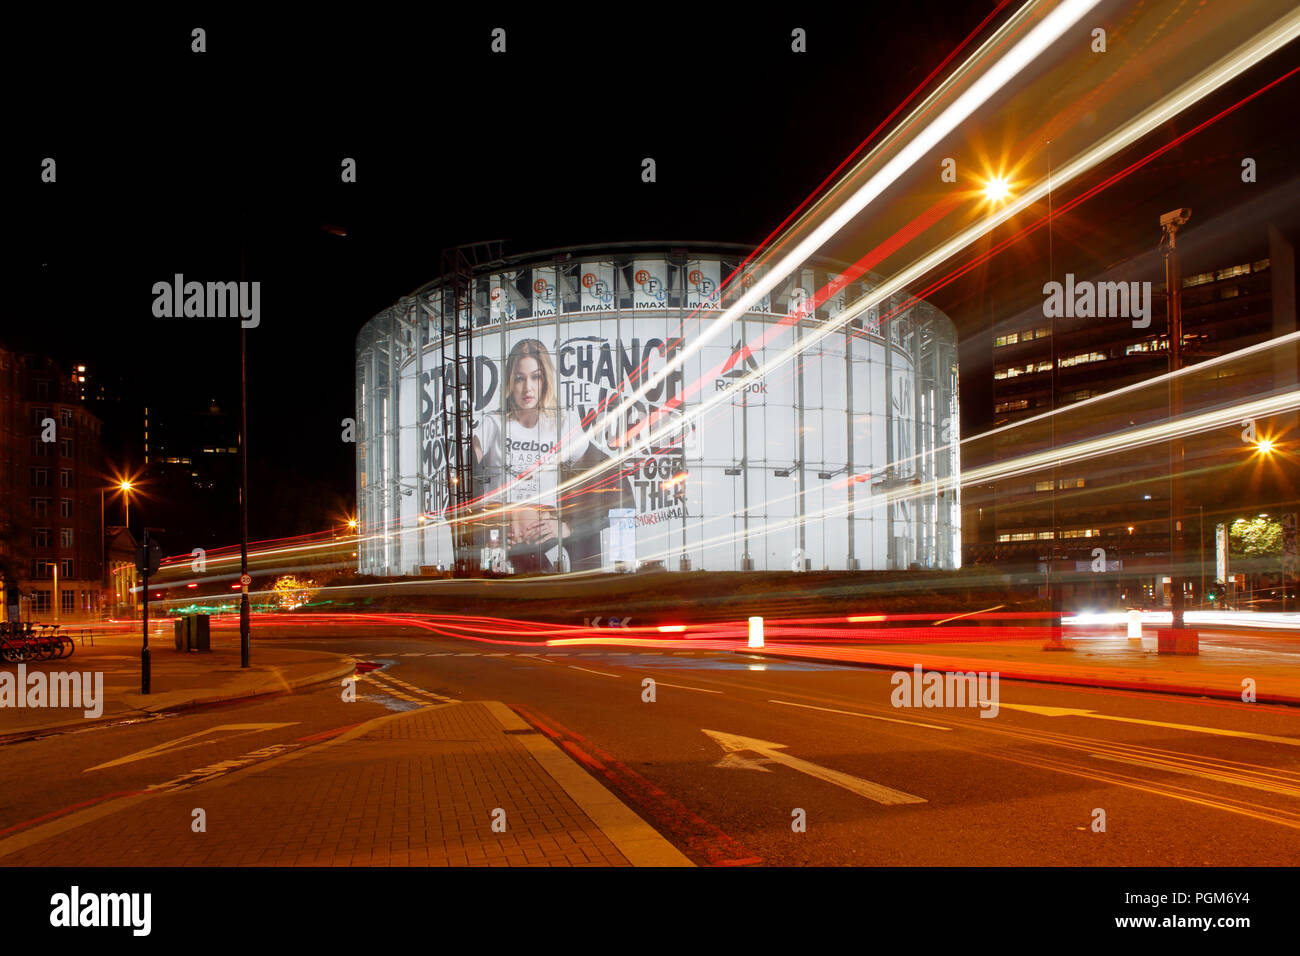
[4,625,1299,866]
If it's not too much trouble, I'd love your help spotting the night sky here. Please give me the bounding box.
[13,5,1299,541]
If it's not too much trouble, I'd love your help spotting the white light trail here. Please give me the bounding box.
[537,3,1300,514]
[588,0,1102,447]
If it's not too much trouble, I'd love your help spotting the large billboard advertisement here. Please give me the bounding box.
[367,253,961,576]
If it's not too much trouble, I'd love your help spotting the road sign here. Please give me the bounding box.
[135,540,161,575]
[239,573,252,586]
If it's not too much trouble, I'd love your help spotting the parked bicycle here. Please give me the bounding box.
[0,621,75,662]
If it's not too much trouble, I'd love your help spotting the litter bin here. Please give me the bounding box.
[173,614,211,651]
[191,614,210,652]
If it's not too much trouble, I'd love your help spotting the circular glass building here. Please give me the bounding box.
[355,243,960,575]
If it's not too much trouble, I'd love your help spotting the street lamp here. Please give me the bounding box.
[100,477,136,619]
[983,176,1011,203]
[119,480,133,528]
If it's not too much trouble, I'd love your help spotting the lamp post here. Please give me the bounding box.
[99,487,106,618]
[1160,208,1191,628]
[101,479,133,618]
[1198,504,1206,609]
[239,248,250,669]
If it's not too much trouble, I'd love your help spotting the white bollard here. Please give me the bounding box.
[1127,609,1142,639]
[748,615,764,648]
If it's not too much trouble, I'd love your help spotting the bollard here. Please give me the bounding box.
[748,616,764,649]
[1127,609,1142,639]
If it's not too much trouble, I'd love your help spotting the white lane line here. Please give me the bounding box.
[1088,753,1300,798]
[357,675,421,703]
[377,673,423,691]
[455,653,481,657]
[520,654,559,663]
[568,666,622,678]
[769,699,952,731]
[366,672,457,705]
[85,723,300,772]
[653,680,723,695]
[487,653,509,656]
[999,703,1300,746]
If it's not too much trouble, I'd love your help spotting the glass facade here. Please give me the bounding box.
[356,246,960,575]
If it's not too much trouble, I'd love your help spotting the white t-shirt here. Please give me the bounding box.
[475,409,591,508]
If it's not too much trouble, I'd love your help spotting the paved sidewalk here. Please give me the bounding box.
[0,701,691,867]
[0,630,354,739]
[746,631,1300,704]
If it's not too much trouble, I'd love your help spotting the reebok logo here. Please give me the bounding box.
[716,339,767,394]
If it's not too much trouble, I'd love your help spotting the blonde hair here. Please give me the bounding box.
[503,338,558,423]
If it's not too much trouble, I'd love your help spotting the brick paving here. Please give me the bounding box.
[0,631,355,738]
[2,702,632,866]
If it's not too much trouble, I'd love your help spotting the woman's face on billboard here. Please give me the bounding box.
[512,356,543,412]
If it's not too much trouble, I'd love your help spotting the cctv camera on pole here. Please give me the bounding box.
[1161,208,1190,632]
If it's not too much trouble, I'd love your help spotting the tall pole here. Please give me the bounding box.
[100,488,105,617]
[1162,213,1188,629]
[845,316,855,569]
[1198,504,1205,609]
[239,248,251,667]
[741,309,750,569]
[141,527,151,694]
[1046,145,1060,622]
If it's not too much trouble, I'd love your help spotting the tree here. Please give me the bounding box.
[272,575,318,610]
[1229,517,1283,557]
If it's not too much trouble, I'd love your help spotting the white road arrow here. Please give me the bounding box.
[85,723,298,771]
[702,729,926,805]
[998,703,1300,747]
